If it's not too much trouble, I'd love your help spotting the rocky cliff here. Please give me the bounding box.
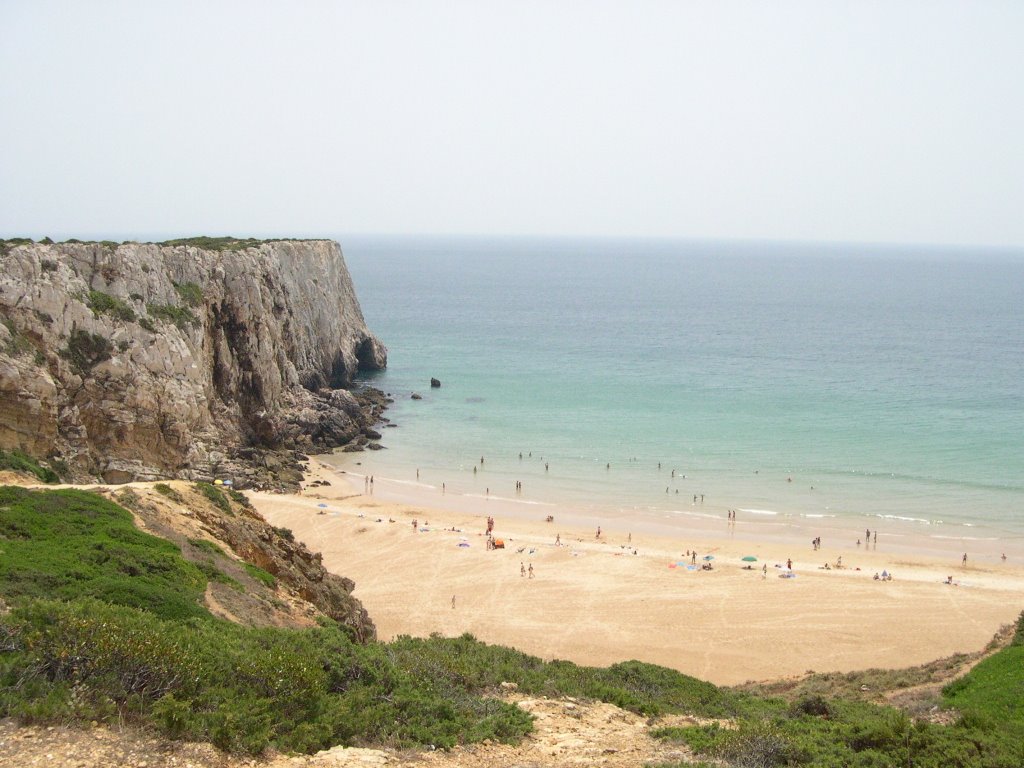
[0,238,387,484]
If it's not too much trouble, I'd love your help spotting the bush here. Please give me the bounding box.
[173,282,204,307]
[187,537,224,556]
[226,488,251,508]
[193,482,231,514]
[0,487,208,621]
[2,317,36,358]
[147,303,198,330]
[60,329,112,374]
[0,450,60,483]
[243,563,276,589]
[86,291,136,323]
[153,483,183,504]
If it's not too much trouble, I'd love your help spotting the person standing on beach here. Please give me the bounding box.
[787,558,792,570]
[520,562,526,577]
[962,552,968,566]
[595,526,601,539]
[528,563,534,579]
[451,594,456,609]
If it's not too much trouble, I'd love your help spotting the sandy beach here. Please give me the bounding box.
[251,462,1024,687]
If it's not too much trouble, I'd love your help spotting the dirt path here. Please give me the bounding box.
[0,694,700,768]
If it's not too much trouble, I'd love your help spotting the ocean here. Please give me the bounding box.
[328,235,1024,550]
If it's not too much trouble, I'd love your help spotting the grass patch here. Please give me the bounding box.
[0,450,60,483]
[2,317,36,358]
[193,482,231,514]
[226,488,251,508]
[0,487,208,621]
[187,537,224,557]
[86,290,136,323]
[159,236,299,252]
[243,563,276,589]
[146,303,198,330]
[195,561,243,591]
[153,483,183,504]
[172,282,204,307]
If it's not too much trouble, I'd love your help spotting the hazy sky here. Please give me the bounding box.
[2,1,1022,247]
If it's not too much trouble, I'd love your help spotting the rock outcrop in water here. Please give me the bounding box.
[0,238,387,485]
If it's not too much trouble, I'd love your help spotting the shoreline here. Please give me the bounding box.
[249,460,1024,686]
[317,453,1024,565]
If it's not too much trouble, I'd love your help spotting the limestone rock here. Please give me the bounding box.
[0,239,387,483]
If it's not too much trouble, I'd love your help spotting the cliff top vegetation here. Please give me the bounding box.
[1,236,327,254]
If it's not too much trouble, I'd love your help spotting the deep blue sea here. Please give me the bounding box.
[332,236,1024,546]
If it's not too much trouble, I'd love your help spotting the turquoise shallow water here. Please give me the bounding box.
[333,236,1024,544]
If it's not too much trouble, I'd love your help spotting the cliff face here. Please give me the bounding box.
[0,239,387,483]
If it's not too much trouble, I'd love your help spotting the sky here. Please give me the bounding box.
[1,1,1022,248]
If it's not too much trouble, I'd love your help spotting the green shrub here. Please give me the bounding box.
[226,488,251,508]
[193,482,231,514]
[138,317,156,332]
[86,291,136,323]
[173,282,204,307]
[146,303,198,330]
[2,317,36,358]
[0,487,208,621]
[187,537,224,557]
[161,236,270,252]
[243,563,276,589]
[0,450,60,483]
[60,328,112,374]
[153,483,183,504]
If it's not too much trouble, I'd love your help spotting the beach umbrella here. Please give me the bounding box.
[703,555,714,561]
[741,555,758,562]
[317,503,328,508]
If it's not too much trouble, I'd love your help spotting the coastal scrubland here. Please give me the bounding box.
[0,480,1022,766]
